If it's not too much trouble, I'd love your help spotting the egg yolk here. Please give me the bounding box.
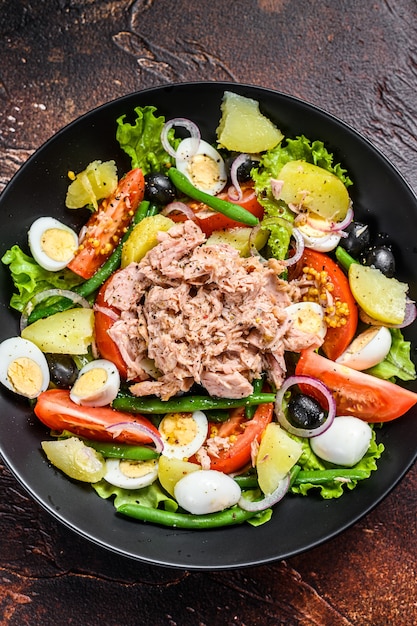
[160,413,197,446]
[119,459,157,478]
[292,305,324,336]
[71,368,108,398]
[41,228,78,262]
[7,357,43,398]
[187,154,221,191]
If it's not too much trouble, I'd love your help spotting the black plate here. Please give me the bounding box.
[1,82,416,570]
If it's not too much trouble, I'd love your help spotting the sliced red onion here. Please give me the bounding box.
[306,206,354,235]
[160,118,201,159]
[20,288,91,331]
[238,472,290,511]
[161,201,197,221]
[275,374,336,438]
[229,154,249,201]
[93,304,120,321]
[284,227,305,267]
[106,421,164,453]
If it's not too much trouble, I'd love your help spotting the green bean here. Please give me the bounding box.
[146,203,160,217]
[85,441,159,460]
[233,474,259,489]
[335,245,357,272]
[245,376,264,419]
[117,503,258,528]
[112,392,276,414]
[27,200,150,323]
[167,167,259,227]
[293,468,369,485]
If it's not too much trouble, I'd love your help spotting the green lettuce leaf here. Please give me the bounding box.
[116,105,178,175]
[365,328,416,382]
[1,245,83,312]
[289,428,384,499]
[93,480,178,512]
[253,135,352,260]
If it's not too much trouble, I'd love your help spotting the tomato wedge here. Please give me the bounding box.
[34,388,160,444]
[201,402,273,473]
[94,275,128,378]
[170,183,264,236]
[298,248,358,361]
[295,349,417,422]
[67,168,145,279]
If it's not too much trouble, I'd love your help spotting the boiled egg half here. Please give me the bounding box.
[28,216,79,271]
[285,302,327,347]
[0,336,50,398]
[310,415,372,467]
[70,359,120,407]
[297,214,341,253]
[336,326,392,370]
[104,458,158,490]
[174,469,241,514]
[158,410,209,460]
[176,138,227,195]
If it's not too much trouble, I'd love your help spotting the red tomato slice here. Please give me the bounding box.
[295,349,417,422]
[68,168,145,279]
[170,183,264,236]
[94,276,128,378]
[203,402,273,473]
[298,248,358,361]
[34,388,160,444]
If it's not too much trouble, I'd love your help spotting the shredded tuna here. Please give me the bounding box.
[100,220,324,399]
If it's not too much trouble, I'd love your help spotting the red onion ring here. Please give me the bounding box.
[161,201,197,221]
[229,154,249,201]
[306,206,354,235]
[160,118,201,159]
[285,227,305,267]
[93,304,119,321]
[275,374,336,437]
[106,421,164,453]
[238,473,290,511]
[20,288,91,331]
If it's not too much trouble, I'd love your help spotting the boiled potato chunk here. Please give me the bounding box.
[121,215,175,267]
[66,160,118,210]
[205,226,269,257]
[217,91,283,153]
[158,455,201,497]
[22,308,95,354]
[349,263,408,325]
[256,423,302,495]
[278,160,350,222]
[42,437,106,482]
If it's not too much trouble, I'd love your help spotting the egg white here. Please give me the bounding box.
[158,410,208,460]
[176,138,227,195]
[297,218,341,252]
[28,216,79,271]
[174,469,241,514]
[336,326,392,370]
[310,415,372,467]
[0,336,50,398]
[104,458,158,490]
[70,359,120,407]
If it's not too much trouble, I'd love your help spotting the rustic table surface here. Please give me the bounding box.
[1,1,417,624]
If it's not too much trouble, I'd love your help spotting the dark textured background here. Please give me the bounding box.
[1,1,416,624]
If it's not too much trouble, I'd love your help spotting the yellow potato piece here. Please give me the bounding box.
[158,455,201,497]
[349,263,407,325]
[121,215,175,267]
[205,226,268,257]
[217,91,283,153]
[278,160,350,222]
[65,160,118,209]
[21,308,95,354]
[256,423,302,495]
[42,438,106,483]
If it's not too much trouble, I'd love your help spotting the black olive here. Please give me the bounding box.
[340,221,371,257]
[287,394,326,430]
[46,354,79,388]
[365,245,396,277]
[226,154,259,183]
[144,172,176,205]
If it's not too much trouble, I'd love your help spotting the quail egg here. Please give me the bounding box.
[28,216,79,271]
[70,359,121,407]
[0,336,50,398]
[176,138,227,195]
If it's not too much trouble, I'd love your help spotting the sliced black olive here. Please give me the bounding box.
[365,245,396,277]
[287,394,326,430]
[340,221,371,257]
[145,172,176,205]
[46,354,79,388]
[226,154,259,183]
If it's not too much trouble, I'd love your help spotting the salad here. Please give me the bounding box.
[1,90,417,530]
